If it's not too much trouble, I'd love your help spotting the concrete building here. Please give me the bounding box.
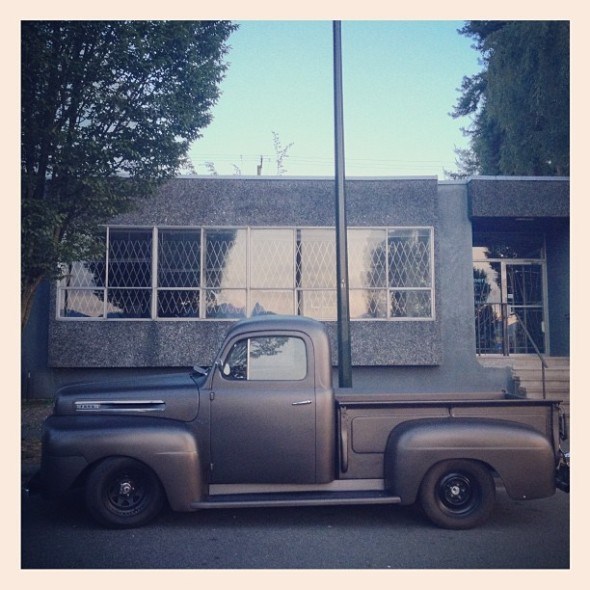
[22,176,569,403]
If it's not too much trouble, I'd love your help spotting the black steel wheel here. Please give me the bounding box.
[419,459,495,529]
[85,457,164,528]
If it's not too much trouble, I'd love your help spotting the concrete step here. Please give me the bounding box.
[512,371,570,389]
[513,375,569,388]
[512,364,570,379]
[513,373,569,386]
[511,357,570,369]
[510,357,570,419]
[476,356,570,418]
[516,385,570,396]
[511,358,569,377]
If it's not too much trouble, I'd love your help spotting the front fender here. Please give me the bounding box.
[40,415,206,511]
[384,418,556,504]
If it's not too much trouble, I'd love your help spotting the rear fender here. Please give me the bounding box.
[384,418,556,504]
[40,415,206,511]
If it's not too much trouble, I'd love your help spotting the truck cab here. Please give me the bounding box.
[206,315,336,484]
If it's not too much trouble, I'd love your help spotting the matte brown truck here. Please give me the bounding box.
[29,315,570,529]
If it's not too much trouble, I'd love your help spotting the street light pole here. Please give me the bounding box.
[333,21,352,388]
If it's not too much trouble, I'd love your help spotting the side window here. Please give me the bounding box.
[223,340,248,380]
[222,336,307,381]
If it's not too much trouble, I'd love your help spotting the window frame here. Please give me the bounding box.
[56,225,435,322]
[220,335,308,382]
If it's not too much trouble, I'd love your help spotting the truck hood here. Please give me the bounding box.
[52,372,203,422]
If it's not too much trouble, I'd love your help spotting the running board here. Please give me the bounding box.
[191,490,401,510]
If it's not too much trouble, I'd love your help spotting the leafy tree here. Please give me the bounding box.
[449,21,569,177]
[196,132,293,176]
[204,161,219,175]
[21,20,237,328]
[272,131,294,175]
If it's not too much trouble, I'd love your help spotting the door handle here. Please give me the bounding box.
[292,400,312,406]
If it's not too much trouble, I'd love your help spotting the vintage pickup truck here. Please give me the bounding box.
[29,315,569,529]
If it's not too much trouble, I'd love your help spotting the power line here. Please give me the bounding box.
[191,155,461,180]
[191,153,456,167]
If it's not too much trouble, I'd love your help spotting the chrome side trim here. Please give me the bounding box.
[192,495,401,510]
[74,400,166,413]
[209,478,385,496]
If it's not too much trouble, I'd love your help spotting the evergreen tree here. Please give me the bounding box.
[450,21,569,178]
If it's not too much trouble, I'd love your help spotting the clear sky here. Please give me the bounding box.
[188,20,482,178]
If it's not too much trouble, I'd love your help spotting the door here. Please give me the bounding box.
[209,333,317,484]
[473,259,546,354]
[505,262,545,354]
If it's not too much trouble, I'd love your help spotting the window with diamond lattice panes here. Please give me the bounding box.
[250,229,295,315]
[388,228,432,318]
[57,225,434,322]
[348,229,388,319]
[58,258,106,318]
[205,229,248,318]
[107,229,153,318]
[157,230,201,318]
[296,229,337,320]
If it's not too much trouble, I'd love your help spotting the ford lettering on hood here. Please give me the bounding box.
[53,372,202,422]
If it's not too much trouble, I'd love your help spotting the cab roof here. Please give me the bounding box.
[225,314,326,339]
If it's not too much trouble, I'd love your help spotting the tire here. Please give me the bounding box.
[419,459,495,529]
[85,457,165,528]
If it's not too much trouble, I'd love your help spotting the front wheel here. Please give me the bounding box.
[85,457,165,528]
[419,459,495,529]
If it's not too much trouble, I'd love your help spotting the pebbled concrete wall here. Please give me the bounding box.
[49,177,443,369]
[467,176,569,218]
[35,176,568,397]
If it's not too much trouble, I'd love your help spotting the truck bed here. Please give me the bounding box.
[335,390,560,480]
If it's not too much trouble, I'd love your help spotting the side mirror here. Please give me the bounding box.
[214,359,229,375]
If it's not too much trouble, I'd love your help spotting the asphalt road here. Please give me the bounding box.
[21,484,569,569]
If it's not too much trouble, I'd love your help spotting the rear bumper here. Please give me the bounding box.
[556,451,570,493]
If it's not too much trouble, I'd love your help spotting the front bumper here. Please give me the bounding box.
[24,469,42,496]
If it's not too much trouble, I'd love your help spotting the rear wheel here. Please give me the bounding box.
[85,457,164,528]
[419,459,495,529]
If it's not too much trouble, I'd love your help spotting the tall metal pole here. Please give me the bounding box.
[333,21,352,388]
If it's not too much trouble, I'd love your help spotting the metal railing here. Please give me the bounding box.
[475,302,548,398]
[510,309,548,399]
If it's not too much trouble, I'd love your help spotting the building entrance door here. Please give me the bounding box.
[505,262,545,354]
[473,257,547,355]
